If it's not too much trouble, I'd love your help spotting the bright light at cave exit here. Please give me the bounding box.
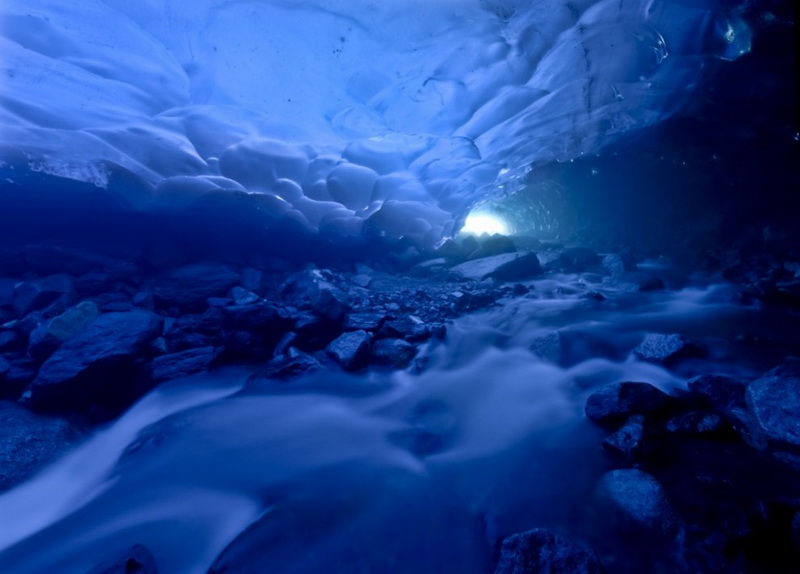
[460,211,510,236]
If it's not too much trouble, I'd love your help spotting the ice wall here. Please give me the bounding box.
[0,0,752,244]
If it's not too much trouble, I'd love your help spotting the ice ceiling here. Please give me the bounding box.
[0,0,751,244]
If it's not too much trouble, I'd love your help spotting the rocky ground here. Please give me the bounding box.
[1,232,800,573]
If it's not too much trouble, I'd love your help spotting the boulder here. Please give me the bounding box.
[221,304,290,334]
[556,247,601,273]
[595,469,677,534]
[281,269,351,322]
[686,374,748,414]
[0,400,86,492]
[152,263,241,311]
[633,333,705,366]
[494,529,605,574]
[745,364,800,473]
[371,338,417,369]
[251,353,323,382]
[665,411,727,435]
[150,347,217,383]
[344,312,387,332]
[326,330,371,371]
[229,286,259,305]
[26,310,163,411]
[13,275,76,317]
[28,301,101,361]
[585,382,670,428]
[451,252,542,282]
[602,415,646,462]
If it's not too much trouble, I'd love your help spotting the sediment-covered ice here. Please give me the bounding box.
[0,0,752,243]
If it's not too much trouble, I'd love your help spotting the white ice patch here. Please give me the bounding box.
[0,0,752,243]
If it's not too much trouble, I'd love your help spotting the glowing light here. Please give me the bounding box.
[460,211,510,236]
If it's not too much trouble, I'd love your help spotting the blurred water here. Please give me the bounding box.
[0,279,788,572]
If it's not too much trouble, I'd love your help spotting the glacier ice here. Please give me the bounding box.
[0,0,752,244]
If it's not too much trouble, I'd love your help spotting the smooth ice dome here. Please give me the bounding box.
[0,0,752,243]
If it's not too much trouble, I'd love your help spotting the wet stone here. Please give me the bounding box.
[13,274,76,317]
[494,529,604,574]
[151,346,217,383]
[371,338,417,369]
[595,469,677,535]
[603,415,646,462]
[326,330,371,371]
[633,333,705,366]
[745,364,800,473]
[665,411,727,435]
[585,382,670,428]
[152,263,241,311]
[686,373,748,414]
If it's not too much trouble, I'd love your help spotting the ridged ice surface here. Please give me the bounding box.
[0,0,751,242]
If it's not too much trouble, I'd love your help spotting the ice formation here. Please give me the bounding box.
[0,0,752,243]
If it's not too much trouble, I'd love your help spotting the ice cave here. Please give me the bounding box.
[0,0,798,572]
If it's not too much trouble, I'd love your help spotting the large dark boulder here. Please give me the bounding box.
[13,274,76,317]
[494,529,605,574]
[585,382,670,428]
[25,310,163,412]
[633,333,705,366]
[27,301,100,361]
[451,252,542,282]
[150,346,217,383]
[152,263,240,311]
[281,270,351,323]
[686,373,748,414]
[602,415,646,462]
[745,364,800,473]
[595,469,677,535]
[326,330,371,371]
[0,400,86,492]
[371,338,417,369]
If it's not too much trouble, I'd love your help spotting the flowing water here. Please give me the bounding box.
[1,277,792,573]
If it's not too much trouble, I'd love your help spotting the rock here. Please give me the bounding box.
[86,543,159,574]
[0,400,86,493]
[371,338,417,369]
[76,271,118,297]
[451,252,541,282]
[601,254,628,277]
[745,364,800,473]
[379,316,423,339]
[292,312,342,351]
[603,415,646,462]
[595,469,677,534]
[530,330,621,367]
[469,234,516,260]
[13,274,76,316]
[665,411,727,435]
[2,355,38,395]
[26,310,163,412]
[152,263,241,311]
[556,247,601,273]
[251,353,323,382]
[686,374,748,414]
[281,269,350,322]
[326,330,371,371]
[221,304,289,334]
[0,330,22,352]
[585,382,670,428]
[344,312,387,332]
[494,529,605,574]
[28,301,101,361]
[220,330,272,361]
[633,333,705,366]
[150,347,217,383]
[229,286,259,305]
